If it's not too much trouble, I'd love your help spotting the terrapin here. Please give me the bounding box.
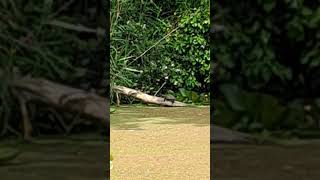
[162,94,176,104]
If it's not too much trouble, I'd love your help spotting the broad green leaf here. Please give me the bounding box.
[219,84,245,111]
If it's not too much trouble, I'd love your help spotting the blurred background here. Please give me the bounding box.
[212,0,320,139]
[211,1,320,179]
[0,0,107,137]
[0,1,108,179]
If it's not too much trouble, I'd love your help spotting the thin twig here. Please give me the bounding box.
[128,26,179,66]
[112,10,198,79]
[49,0,76,19]
[45,20,105,36]
[116,0,121,19]
[154,81,166,96]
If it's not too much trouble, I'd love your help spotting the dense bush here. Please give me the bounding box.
[0,0,106,136]
[110,0,168,95]
[0,1,105,85]
[110,0,210,102]
[213,1,320,100]
[164,3,210,91]
[213,1,320,134]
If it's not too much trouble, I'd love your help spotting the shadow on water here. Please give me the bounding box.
[0,134,108,180]
[110,105,210,130]
[212,143,320,180]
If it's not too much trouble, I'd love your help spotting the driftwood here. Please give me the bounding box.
[113,86,187,107]
[8,75,108,139]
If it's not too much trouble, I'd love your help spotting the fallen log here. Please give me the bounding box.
[7,75,108,139]
[112,86,187,107]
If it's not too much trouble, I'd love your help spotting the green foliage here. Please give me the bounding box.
[110,152,113,170]
[164,4,210,90]
[215,84,304,132]
[213,1,320,135]
[110,107,116,113]
[0,0,104,83]
[0,0,105,136]
[213,1,320,96]
[110,0,168,100]
[175,88,209,104]
[110,0,210,104]
[0,1,97,81]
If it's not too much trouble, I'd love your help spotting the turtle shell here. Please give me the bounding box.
[163,94,175,100]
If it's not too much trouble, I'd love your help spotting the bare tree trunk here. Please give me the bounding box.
[7,75,108,139]
[113,86,187,107]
